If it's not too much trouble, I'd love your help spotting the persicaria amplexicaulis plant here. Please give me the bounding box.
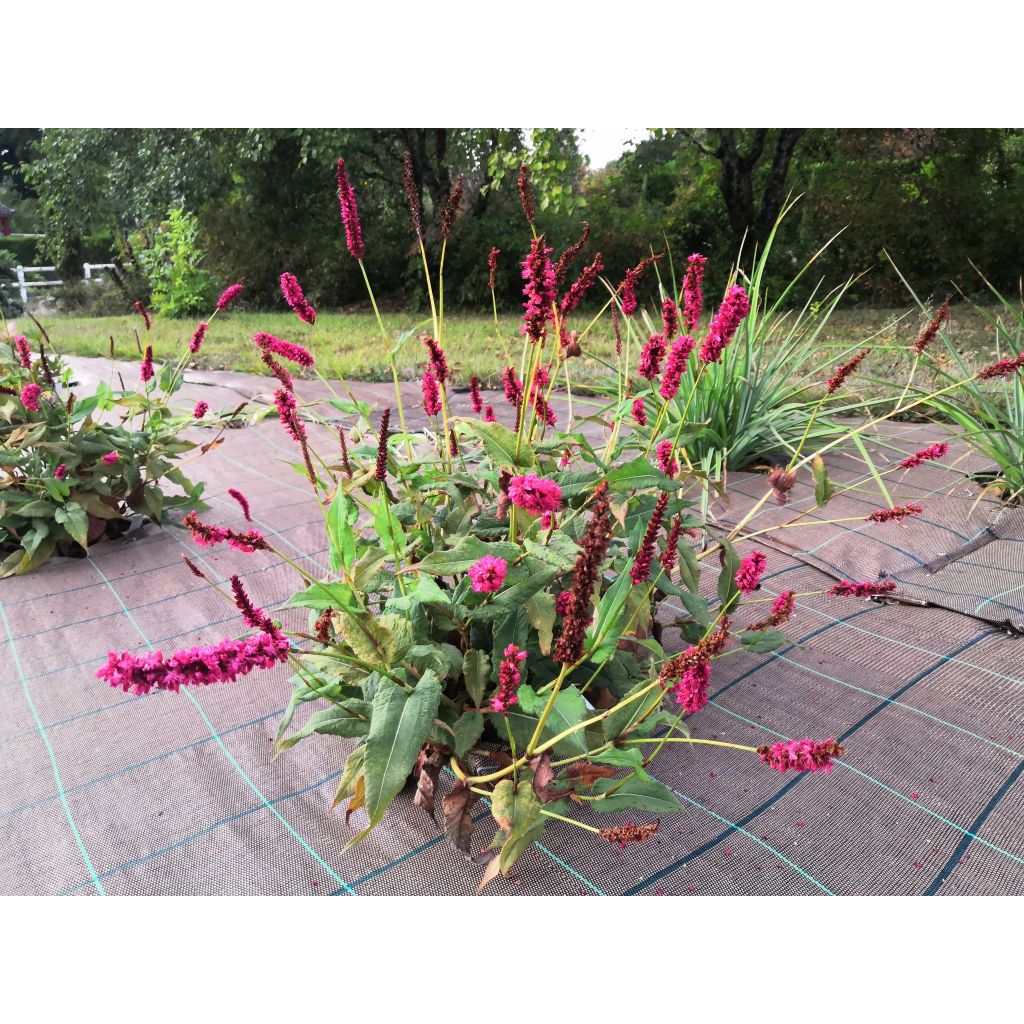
[91,154,995,889]
[0,295,248,575]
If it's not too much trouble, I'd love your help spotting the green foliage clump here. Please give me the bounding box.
[134,208,217,317]
[0,329,207,575]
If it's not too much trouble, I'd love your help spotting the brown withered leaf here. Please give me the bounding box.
[563,762,618,788]
[345,774,366,826]
[442,781,479,855]
[413,747,446,822]
[529,754,564,804]
[476,851,503,894]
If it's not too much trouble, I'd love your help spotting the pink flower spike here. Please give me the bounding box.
[660,335,695,400]
[254,331,314,369]
[134,300,152,331]
[216,284,243,311]
[682,254,707,333]
[102,451,119,465]
[508,474,562,517]
[829,579,897,598]
[735,550,767,593]
[631,397,647,427]
[193,401,209,419]
[20,383,42,412]
[491,643,528,713]
[421,369,441,416]
[483,405,496,423]
[140,345,154,382]
[638,333,666,380]
[279,273,316,325]
[228,488,252,522]
[336,157,365,261]
[54,463,67,480]
[758,737,845,774]
[189,322,208,354]
[899,442,949,469]
[14,335,32,368]
[866,503,923,524]
[467,555,508,594]
[96,630,290,695]
[698,286,750,363]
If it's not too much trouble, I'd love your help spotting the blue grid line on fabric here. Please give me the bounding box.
[619,631,988,895]
[885,568,1024,617]
[85,556,356,896]
[0,708,287,823]
[672,790,836,895]
[924,759,1024,894]
[326,809,493,895]
[973,572,1024,616]
[752,578,1024,691]
[768,651,1024,757]
[0,694,144,750]
[0,534,330,644]
[667,577,1024,772]
[669,572,1024,758]
[58,767,345,895]
[0,600,105,896]
[704,661,1024,872]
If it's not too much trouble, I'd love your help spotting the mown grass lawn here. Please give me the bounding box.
[14,305,1009,394]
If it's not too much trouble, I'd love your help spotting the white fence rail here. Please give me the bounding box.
[3,263,117,305]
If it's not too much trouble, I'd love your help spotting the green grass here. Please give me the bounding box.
[13,305,1009,394]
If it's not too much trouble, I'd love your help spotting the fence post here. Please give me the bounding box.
[83,263,92,280]
[16,266,27,305]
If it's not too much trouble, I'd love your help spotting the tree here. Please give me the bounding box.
[676,129,807,256]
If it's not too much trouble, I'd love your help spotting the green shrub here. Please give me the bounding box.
[134,208,217,317]
[0,325,209,575]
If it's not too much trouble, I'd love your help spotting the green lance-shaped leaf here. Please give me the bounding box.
[493,557,558,608]
[462,419,536,470]
[517,684,589,759]
[452,710,485,759]
[462,649,491,707]
[716,536,741,609]
[602,681,666,742]
[347,671,443,846]
[54,501,89,548]
[277,699,372,750]
[282,580,360,612]
[338,611,406,667]
[326,490,359,572]
[605,456,681,493]
[331,746,366,809]
[417,536,520,576]
[587,569,632,665]
[491,772,544,875]
[525,592,556,655]
[588,774,684,815]
[740,628,789,653]
[812,454,836,507]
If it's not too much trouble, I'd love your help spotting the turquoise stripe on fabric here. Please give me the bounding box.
[0,601,105,895]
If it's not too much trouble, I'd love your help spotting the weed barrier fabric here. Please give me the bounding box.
[2,370,1023,895]
[718,422,1024,633]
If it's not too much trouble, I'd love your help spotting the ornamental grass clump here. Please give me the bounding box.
[891,262,1024,502]
[94,159,990,889]
[0,294,243,575]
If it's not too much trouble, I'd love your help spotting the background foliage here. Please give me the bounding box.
[3,128,1023,313]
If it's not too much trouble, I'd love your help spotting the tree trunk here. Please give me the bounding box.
[709,129,806,258]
